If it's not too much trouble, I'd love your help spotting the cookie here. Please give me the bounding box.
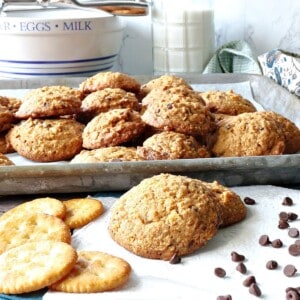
[79,88,140,122]
[50,250,131,293]
[0,213,71,254]
[0,152,14,166]
[211,112,285,157]
[83,108,145,149]
[0,241,77,294]
[141,96,216,137]
[140,74,192,97]
[7,118,84,162]
[200,90,257,115]
[141,85,205,107]
[71,146,143,163]
[15,86,83,119]
[63,197,104,229]
[0,105,14,132]
[260,111,300,154]
[0,131,14,154]
[0,95,22,114]
[79,71,141,95]
[202,181,247,227]
[109,173,221,260]
[137,131,211,160]
[0,197,66,221]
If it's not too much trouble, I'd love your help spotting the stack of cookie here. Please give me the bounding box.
[1,71,299,165]
[0,196,132,294]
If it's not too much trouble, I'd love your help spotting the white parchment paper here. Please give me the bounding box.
[44,185,300,300]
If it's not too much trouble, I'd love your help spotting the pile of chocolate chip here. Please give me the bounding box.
[215,196,300,299]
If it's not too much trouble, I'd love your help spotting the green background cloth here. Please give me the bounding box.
[203,40,262,74]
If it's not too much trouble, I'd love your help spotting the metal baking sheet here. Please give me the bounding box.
[0,74,299,195]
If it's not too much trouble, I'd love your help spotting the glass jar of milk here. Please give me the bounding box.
[151,0,215,75]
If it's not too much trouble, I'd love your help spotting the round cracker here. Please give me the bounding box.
[63,197,104,229]
[0,213,71,254]
[0,241,77,294]
[50,251,131,293]
[0,197,66,221]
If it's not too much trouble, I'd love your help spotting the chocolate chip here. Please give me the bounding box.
[217,295,232,300]
[214,267,226,278]
[282,197,293,206]
[166,103,173,109]
[243,275,256,287]
[284,264,297,277]
[249,283,262,297]
[259,234,271,246]
[279,211,289,221]
[244,197,256,205]
[278,220,290,229]
[288,228,300,238]
[231,251,245,262]
[169,253,181,264]
[266,260,278,270]
[288,243,300,256]
[286,289,300,300]
[271,239,283,248]
[236,262,247,274]
[288,212,298,221]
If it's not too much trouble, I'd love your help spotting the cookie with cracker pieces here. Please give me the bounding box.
[0,197,66,221]
[202,181,247,227]
[200,90,257,116]
[63,197,104,229]
[211,112,285,157]
[79,88,140,123]
[141,96,215,137]
[0,105,14,132]
[0,241,77,294]
[79,71,141,95]
[137,131,210,160]
[71,146,143,163]
[0,95,22,114]
[15,86,83,119]
[50,250,131,293]
[0,153,14,166]
[0,213,71,254]
[83,108,145,149]
[0,131,14,154]
[140,74,192,97]
[109,173,221,260]
[7,118,84,162]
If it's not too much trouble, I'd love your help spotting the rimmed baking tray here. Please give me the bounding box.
[0,73,299,195]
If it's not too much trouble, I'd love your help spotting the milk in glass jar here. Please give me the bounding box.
[151,0,215,75]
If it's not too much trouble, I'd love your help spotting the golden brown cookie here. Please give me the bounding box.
[141,96,216,137]
[109,173,221,260]
[63,197,104,229]
[141,85,205,107]
[0,213,71,254]
[79,88,140,122]
[0,105,14,132]
[200,90,257,115]
[15,86,83,119]
[0,197,66,221]
[71,146,143,163]
[211,112,285,157]
[259,111,300,154]
[7,118,84,162]
[0,241,77,294]
[83,108,145,149]
[202,181,247,227]
[140,74,192,97]
[0,152,14,166]
[0,95,22,114]
[79,71,141,95]
[50,251,131,293]
[137,131,211,160]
